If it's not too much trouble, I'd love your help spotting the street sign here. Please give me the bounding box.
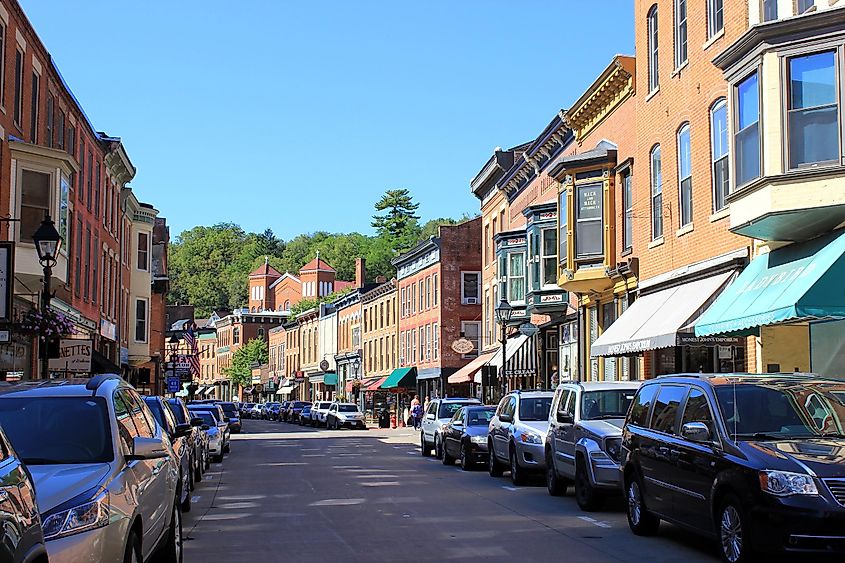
[519,323,539,337]
[166,376,181,393]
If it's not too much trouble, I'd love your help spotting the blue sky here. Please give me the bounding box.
[20,1,634,240]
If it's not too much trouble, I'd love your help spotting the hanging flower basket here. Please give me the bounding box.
[351,381,362,392]
[17,309,78,339]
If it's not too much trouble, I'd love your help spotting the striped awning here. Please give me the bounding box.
[473,334,537,383]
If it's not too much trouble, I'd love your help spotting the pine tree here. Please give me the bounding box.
[371,189,421,254]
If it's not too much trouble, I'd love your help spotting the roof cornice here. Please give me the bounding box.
[564,55,635,144]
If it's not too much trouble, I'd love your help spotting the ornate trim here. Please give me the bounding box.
[564,56,635,144]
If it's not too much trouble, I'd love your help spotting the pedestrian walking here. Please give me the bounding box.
[411,402,424,430]
[423,396,430,413]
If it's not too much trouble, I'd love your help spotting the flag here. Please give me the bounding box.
[184,323,200,377]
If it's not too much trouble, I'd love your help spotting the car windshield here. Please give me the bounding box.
[519,397,552,421]
[196,411,217,426]
[439,402,475,419]
[190,408,220,423]
[319,402,332,409]
[219,403,237,416]
[338,405,359,413]
[466,408,496,426]
[581,389,637,420]
[0,396,113,464]
[715,381,845,439]
[293,402,307,408]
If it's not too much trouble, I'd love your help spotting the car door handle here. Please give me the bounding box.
[657,446,670,457]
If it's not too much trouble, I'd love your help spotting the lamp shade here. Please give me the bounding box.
[32,215,62,264]
[494,297,513,323]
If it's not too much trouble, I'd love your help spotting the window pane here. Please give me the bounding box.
[762,0,777,21]
[576,183,603,258]
[675,0,687,66]
[681,178,693,225]
[789,52,838,167]
[678,125,691,178]
[709,0,724,37]
[629,385,658,427]
[713,156,729,211]
[509,253,524,277]
[558,190,568,264]
[542,228,556,256]
[648,8,659,91]
[681,388,715,436]
[737,73,759,130]
[711,102,728,160]
[543,257,557,286]
[736,123,760,186]
[650,385,686,434]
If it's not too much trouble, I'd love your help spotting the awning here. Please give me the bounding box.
[591,270,735,357]
[448,351,495,384]
[696,229,845,336]
[324,373,338,386]
[475,335,535,382]
[277,385,295,395]
[195,386,207,395]
[203,387,215,396]
[310,374,325,385]
[416,368,441,381]
[380,367,417,389]
[364,376,388,391]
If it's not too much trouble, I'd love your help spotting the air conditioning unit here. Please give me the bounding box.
[464,298,478,305]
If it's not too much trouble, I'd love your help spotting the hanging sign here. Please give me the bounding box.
[0,242,12,323]
[48,339,92,373]
[451,338,474,355]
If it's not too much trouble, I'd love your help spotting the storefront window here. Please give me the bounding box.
[602,302,617,381]
[559,322,577,381]
[810,320,845,379]
[788,51,838,169]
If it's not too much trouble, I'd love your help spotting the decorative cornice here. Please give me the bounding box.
[565,55,635,144]
[8,138,79,174]
[103,140,136,187]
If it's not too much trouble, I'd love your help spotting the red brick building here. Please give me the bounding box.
[393,218,482,398]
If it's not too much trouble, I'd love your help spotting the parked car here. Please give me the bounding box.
[310,401,334,427]
[299,405,312,425]
[144,396,195,512]
[326,403,366,430]
[622,373,845,562]
[286,401,311,423]
[268,402,283,421]
[488,390,554,485]
[240,403,256,419]
[441,405,497,470]
[277,401,291,421]
[249,403,264,419]
[167,397,208,481]
[192,410,226,464]
[421,397,481,458]
[545,381,640,509]
[188,403,230,457]
[261,402,278,420]
[217,402,241,433]
[0,375,182,562]
[0,423,47,563]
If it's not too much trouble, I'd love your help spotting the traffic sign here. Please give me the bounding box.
[166,376,181,393]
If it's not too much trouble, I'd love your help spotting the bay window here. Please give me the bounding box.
[575,183,603,259]
[711,99,730,211]
[787,51,838,169]
[735,71,761,187]
[134,298,147,343]
[20,170,50,242]
[506,252,525,303]
[651,145,663,239]
[558,189,568,266]
[677,123,693,226]
[541,228,557,286]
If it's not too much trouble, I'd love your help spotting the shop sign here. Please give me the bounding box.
[539,294,563,303]
[0,330,8,344]
[451,338,474,355]
[49,339,92,373]
[319,359,329,371]
[5,371,22,382]
[676,335,742,346]
[0,242,12,323]
[120,347,129,365]
[519,323,539,337]
[171,354,193,377]
[100,320,116,341]
[251,374,262,384]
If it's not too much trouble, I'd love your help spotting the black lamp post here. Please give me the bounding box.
[167,335,179,397]
[33,214,62,379]
[494,297,513,399]
[353,358,361,410]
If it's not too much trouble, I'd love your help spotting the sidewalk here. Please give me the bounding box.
[364,425,418,445]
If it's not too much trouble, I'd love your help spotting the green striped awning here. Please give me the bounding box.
[380,367,417,389]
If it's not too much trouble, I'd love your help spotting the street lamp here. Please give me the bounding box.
[352,358,361,411]
[494,297,513,399]
[33,215,62,379]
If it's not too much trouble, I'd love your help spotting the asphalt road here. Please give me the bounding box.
[183,419,719,562]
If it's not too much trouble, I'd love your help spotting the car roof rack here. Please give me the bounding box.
[85,374,123,392]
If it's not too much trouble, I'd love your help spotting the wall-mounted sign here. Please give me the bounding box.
[539,294,563,303]
[319,359,329,371]
[0,242,13,323]
[49,339,92,373]
[100,320,116,341]
[251,374,262,384]
[451,338,475,355]
[519,323,539,337]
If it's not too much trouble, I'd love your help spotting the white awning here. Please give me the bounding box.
[474,334,532,383]
[591,270,735,357]
[276,385,295,396]
[203,387,215,396]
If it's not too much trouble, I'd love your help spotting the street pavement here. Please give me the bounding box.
[183,419,718,562]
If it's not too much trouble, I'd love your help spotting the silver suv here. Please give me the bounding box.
[488,390,554,485]
[545,381,640,510]
[421,398,481,458]
[0,375,182,562]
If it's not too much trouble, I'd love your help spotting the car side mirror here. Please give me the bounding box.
[190,417,203,427]
[425,413,435,420]
[682,422,711,444]
[201,424,210,431]
[499,414,513,423]
[223,417,231,423]
[174,423,192,438]
[127,437,168,461]
[557,413,574,424]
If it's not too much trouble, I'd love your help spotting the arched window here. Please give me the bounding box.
[650,145,663,239]
[647,5,659,92]
[284,300,290,310]
[710,99,729,211]
[677,123,692,227]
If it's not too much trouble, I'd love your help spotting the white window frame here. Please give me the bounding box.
[710,98,730,212]
[460,271,481,305]
[134,298,148,343]
[674,0,688,69]
[433,323,439,360]
[461,321,481,359]
[647,5,659,92]
[506,251,526,304]
[650,145,663,239]
[539,227,558,288]
[707,0,723,40]
[677,123,693,227]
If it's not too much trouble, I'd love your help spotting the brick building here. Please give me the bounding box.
[215,310,286,400]
[393,218,482,399]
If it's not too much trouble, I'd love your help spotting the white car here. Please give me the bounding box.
[325,403,366,430]
[421,397,481,458]
[310,402,333,427]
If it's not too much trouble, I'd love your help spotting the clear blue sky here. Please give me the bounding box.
[20,1,634,240]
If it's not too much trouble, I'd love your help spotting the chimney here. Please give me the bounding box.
[355,257,367,288]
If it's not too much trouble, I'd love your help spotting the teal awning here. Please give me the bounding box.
[323,373,338,386]
[695,229,845,336]
[380,367,417,389]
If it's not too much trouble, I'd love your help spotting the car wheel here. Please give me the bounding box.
[434,434,443,460]
[421,433,430,457]
[214,453,224,463]
[488,441,503,477]
[442,440,455,465]
[575,457,603,511]
[509,445,526,486]
[123,529,142,563]
[718,494,755,563]
[160,496,183,563]
[459,443,472,471]
[546,450,566,496]
[188,462,195,492]
[194,460,203,483]
[625,473,660,536]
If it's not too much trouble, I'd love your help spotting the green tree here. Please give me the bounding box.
[372,189,421,255]
[223,338,269,388]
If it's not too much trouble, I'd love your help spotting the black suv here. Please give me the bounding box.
[622,373,845,562]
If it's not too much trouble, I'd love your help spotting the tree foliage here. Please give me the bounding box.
[223,338,268,388]
[372,189,421,255]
